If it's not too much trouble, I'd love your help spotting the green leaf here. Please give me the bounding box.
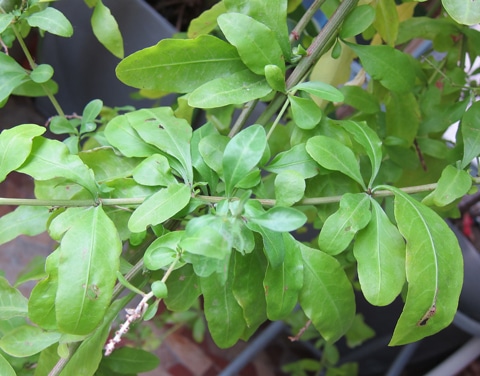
[164,264,201,311]
[265,64,286,93]
[265,143,319,179]
[423,165,472,207]
[17,137,98,197]
[0,206,50,246]
[128,183,191,233]
[151,281,168,299]
[274,170,305,207]
[318,193,371,255]
[340,5,375,38]
[460,101,480,169]
[187,1,227,38]
[306,135,365,189]
[291,81,344,103]
[188,69,272,109]
[28,251,59,330]
[354,199,406,306]
[232,251,267,330]
[30,64,54,84]
[344,42,415,93]
[372,0,399,45]
[218,13,285,75]
[0,353,15,376]
[59,296,132,375]
[223,125,266,196]
[224,0,290,61]
[0,14,14,34]
[105,111,160,158]
[81,99,103,133]
[385,92,420,147]
[0,123,45,182]
[247,206,307,232]
[384,186,463,345]
[191,123,220,189]
[0,52,28,104]
[299,244,355,343]
[0,325,60,357]
[442,0,480,25]
[180,215,232,260]
[341,120,382,187]
[132,154,176,187]
[264,234,303,320]
[0,277,28,320]
[289,95,322,130]
[49,116,77,135]
[15,255,47,287]
[132,107,193,183]
[116,35,247,93]
[26,7,73,37]
[101,347,159,373]
[247,221,285,267]
[340,85,380,114]
[91,0,124,58]
[144,231,183,271]
[198,133,229,176]
[201,256,246,348]
[345,314,375,348]
[53,206,122,335]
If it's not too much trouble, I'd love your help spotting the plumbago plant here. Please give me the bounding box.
[1,0,480,374]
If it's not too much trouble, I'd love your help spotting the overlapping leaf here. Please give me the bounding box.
[354,198,406,306]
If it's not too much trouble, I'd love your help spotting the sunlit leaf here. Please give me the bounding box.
[354,198,406,306]
[0,325,60,357]
[318,193,371,255]
[128,183,191,233]
[0,206,50,247]
[291,81,344,102]
[116,35,247,93]
[380,186,463,346]
[0,277,28,320]
[299,244,355,343]
[372,0,399,45]
[265,143,319,179]
[306,135,365,189]
[340,5,375,38]
[442,0,480,25]
[218,12,285,75]
[91,0,124,58]
[289,95,322,130]
[274,170,305,207]
[422,165,472,207]
[247,206,307,232]
[26,7,73,37]
[223,125,266,196]
[0,123,45,182]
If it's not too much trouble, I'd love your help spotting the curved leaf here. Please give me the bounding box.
[248,206,307,232]
[0,123,45,182]
[341,120,382,187]
[383,186,463,345]
[306,135,365,189]
[299,244,355,343]
[223,125,267,196]
[128,183,191,233]
[318,193,371,255]
[423,165,472,207]
[116,35,247,93]
[0,277,28,320]
[26,7,73,37]
[289,96,322,130]
[354,198,406,306]
[442,0,480,25]
[91,0,124,58]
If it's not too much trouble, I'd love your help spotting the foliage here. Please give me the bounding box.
[0,0,479,374]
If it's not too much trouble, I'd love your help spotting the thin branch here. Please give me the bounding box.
[289,0,327,43]
[228,99,259,138]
